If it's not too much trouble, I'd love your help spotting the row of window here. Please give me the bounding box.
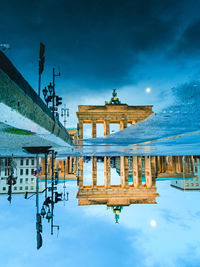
[19,178,35,184]
[2,186,34,191]
[4,168,11,176]
[20,159,35,166]
[185,183,199,187]
[20,169,35,176]
[0,177,35,182]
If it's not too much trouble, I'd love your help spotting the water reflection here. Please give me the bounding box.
[0,154,200,251]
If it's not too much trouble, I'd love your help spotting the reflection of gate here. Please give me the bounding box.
[76,155,196,207]
[39,156,77,180]
[77,156,159,207]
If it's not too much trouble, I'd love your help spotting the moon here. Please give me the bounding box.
[146,87,151,93]
[150,220,157,227]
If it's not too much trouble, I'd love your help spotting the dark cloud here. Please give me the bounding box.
[175,18,200,57]
[1,0,200,91]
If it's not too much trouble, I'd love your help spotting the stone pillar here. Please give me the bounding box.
[120,120,124,130]
[78,120,83,139]
[104,120,110,136]
[160,156,164,173]
[120,120,128,130]
[69,157,73,173]
[74,133,78,145]
[184,156,191,173]
[65,157,69,174]
[145,156,153,188]
[189,156,193,173]
[59,160,64,175]
[167,156,172,173]
[164,156,168,173]
[91,120,97,138]
[104,156,111,188]
[165,156,169,173]
[120,156,129,188]
[183,156,188,173]
[78,157,83,188]
[176,156,182,173]
[156,156,160,175]
[172,156,176,173]
[92,157,97,188]
[132,156,142,187]
[124,120,127,129]
[168,156,176,173]
[74,157,77,173]
[151,156,156,186]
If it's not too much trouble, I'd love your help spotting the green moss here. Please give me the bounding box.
[5,127,34,135]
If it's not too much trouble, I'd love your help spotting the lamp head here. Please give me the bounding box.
[48,82,53,94]
[42,87,48,98]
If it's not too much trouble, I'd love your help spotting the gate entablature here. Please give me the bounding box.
[76,90,153,139]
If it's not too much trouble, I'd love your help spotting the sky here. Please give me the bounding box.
[2,0,200,127]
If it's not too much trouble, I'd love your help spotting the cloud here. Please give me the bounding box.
[175,19,200,57]
[0,0,193,91]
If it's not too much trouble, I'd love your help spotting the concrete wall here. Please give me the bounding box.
[0,51,73,146]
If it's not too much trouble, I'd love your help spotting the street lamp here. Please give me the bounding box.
[46,208,53,223]
[42,87,48,98]
[42,68,62,118]
[48,82,53,95]
[43,82,54,107]
[40,206,46,218]
[61,104,69,128]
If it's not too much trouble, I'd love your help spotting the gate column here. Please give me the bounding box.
[104,120,110,136]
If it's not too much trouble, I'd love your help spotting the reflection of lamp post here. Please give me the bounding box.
[22,146,52,250]
[40,206,46,218]
[46,208,53,223]
[61,104,69,128]
[63,160,69,205]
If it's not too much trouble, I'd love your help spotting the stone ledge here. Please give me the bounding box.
[0,52,73,146]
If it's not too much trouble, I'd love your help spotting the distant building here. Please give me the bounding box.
[112,156,135,179]
[0,157,43,194]
[171,156,200,190]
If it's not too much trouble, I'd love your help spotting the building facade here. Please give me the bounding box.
[0,157,43,194]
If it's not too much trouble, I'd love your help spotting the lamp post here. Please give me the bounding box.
[42,68,62,118]
[22,146,52,250]
[61,104,69,128]
[42,83,53,107]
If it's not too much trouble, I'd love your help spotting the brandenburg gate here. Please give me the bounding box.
[76,155,194,207]
[77,156,159,207]
[76,90,153,139]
